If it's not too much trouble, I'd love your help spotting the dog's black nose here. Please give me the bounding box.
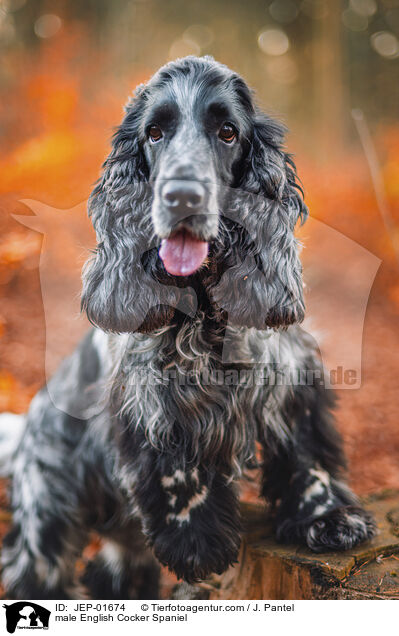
[162,180,206,213]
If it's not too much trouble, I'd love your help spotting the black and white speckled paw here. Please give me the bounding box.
[276,505,376,552]
[306,506,376,552]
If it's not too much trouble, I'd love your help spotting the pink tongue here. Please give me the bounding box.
[159,231,209,276]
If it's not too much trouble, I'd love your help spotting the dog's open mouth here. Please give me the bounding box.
[159,229,209,277]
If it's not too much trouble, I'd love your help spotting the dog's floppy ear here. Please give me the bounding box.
[81,91,194,333]
[212,112,308,330]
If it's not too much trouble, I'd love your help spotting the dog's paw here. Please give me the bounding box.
[152,523,241,583]
[305,506,376,552]
[277,505,376,552]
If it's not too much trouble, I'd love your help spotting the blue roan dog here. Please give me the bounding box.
[0,56,375,599]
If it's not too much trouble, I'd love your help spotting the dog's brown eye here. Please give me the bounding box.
[149,125,163,142]
[219,123,237,143]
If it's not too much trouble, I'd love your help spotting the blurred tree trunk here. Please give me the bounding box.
[313,0,346,160]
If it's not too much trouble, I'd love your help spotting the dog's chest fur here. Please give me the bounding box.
[105,315,304,477]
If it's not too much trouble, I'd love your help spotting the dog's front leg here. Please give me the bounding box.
[154,467,242,582]
[119,438,241,582]
[260,374,376,552]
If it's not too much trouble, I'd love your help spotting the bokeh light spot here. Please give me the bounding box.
[349,0,377,17]
[342,8,368,31]
[34,14,62,39]
[258,28,290,56]
[370,31,399,58]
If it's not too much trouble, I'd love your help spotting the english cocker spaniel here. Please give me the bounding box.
[1,56,375,599]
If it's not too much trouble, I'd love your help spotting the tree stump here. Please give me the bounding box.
[173,491,399,600]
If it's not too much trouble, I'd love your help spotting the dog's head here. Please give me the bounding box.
[82,56,307,333]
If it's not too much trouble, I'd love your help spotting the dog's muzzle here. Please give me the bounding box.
[154,179,218,277]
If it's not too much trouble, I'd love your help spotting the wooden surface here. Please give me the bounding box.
[173,491,399,600]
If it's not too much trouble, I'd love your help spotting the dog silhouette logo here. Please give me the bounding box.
[3,603,50,633]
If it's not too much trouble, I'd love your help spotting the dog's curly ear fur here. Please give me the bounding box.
[81,92,194,333]
[211,112,308,330]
